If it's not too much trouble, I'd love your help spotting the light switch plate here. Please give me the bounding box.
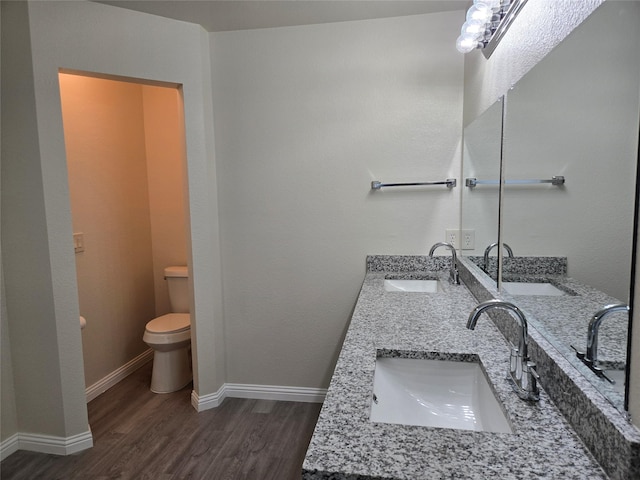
[73,232,84,253]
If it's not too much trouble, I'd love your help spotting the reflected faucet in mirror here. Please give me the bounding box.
[571,304,629,384]
[467,299,540,401]
[428,242,459,285]
[483,242,513,274]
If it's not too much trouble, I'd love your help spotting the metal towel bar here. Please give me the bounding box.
[465,176,565,188]
[371,179,457,190]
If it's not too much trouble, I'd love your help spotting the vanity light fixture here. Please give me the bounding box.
[456,0,528,58]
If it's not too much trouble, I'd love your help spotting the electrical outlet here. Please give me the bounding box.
[445,229,460,249]
[461,229,475,250]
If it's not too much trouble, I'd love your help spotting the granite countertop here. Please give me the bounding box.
[302,266,607,479]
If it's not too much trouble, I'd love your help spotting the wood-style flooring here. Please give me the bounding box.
[0,363,322,480]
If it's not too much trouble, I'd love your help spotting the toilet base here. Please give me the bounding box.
[150,345,192,393]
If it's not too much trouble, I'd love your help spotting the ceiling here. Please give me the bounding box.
[95,0,469,33]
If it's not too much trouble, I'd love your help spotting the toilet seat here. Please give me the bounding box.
[146,313,190,334]
[143,313,191,348]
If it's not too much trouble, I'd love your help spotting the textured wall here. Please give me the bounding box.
[211,11,464,388]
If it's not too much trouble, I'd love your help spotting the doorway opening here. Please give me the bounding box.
[58,71,192,401]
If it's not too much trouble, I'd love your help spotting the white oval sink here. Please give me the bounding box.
[384,279,443,293]
[371,357,512,433]
[502,281,565,296]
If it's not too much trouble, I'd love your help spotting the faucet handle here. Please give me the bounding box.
[449,267,460,285]
[570,345,615,383]
[523,361,540,401]
[527,361,540,381]
[509,347,519,376]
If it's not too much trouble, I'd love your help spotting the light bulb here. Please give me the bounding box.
[461,19,486,40]
[466,3,492,23]
[456,35,478,54]
[475,0,501,10]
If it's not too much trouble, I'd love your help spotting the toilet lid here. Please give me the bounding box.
[146,313,190,334]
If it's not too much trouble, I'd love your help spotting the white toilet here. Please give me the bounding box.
[143,266,192,394]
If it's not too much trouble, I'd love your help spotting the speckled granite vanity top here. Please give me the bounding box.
[302,258,607,479]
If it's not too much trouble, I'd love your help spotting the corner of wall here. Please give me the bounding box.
[1,264,19,446]
[0,3,19,449]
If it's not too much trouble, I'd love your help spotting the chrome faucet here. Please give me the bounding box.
[429,242,459,285]
[572,303,629,383]
[483,242,514,273]
[467,299,540,401]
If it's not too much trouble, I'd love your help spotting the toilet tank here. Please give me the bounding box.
[164,266,189,313]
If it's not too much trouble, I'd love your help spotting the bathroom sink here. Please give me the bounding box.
[384,279,443,293]
[502,282,565,296]
[370,357,512,433]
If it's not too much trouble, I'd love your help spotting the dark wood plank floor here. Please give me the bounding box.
[1,363,321,480]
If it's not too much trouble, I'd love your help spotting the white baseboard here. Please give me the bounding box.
[85,349,153,402]
[191,383,327,412]
[0,429,93,460]
[191,387,225,412]
[0,434,19,461]
[225,383,327,403]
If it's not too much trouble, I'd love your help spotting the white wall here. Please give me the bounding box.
[0,1,19,451]
[1,265,18,450]
[211,11,464,388]
[1,0,84,445]
[1,0,224,449]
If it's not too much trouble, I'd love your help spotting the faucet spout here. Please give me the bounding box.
[429,242,459,285]
[571,304,628,383]
[467,299,539,401]
[586,304,629,365]
[483,242,514,273]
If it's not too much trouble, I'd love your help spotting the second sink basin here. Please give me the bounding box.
[370,356,512,433]
[502,281,566,296]
[384,279,443,293]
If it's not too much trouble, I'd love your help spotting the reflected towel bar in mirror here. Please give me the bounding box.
[371,179,457,190]
[465,176,565,188]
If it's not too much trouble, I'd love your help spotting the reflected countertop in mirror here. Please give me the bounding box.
[502,271,628,409]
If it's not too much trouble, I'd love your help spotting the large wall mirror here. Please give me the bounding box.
[461,97,503,263]
[462,0,640,413]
